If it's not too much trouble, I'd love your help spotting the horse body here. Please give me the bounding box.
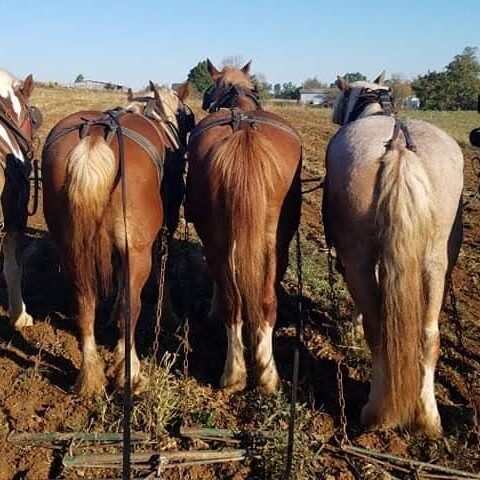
[324,76,463,436]
[42,85,192,396]
[0,69,39,329]
[187,60,302,393]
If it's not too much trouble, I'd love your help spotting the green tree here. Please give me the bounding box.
[445,46,480,110]
[344,72,367,83]
[281,82,299,100]
[273,83,281,98]
[386,74,413,109]
[301,77,326,89]
[251,73,272,100]
[187,60,213,94]
[74,74,85,83]
[412,47,480,110]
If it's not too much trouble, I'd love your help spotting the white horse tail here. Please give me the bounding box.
[375,145,434,426]
[65,135,117,296]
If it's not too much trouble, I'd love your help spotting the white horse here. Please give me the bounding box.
[323,73,464,437]
[0,69,38,329]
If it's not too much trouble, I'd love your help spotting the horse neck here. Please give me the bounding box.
[356,102,384,120]
[235,95,260,111]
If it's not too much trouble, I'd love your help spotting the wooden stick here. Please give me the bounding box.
[63,449,247,469]
[8,431,150,445]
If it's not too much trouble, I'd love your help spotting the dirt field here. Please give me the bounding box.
[0,87,479,479]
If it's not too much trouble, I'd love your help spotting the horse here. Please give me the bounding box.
[323,72,464,437]
[0,69,42,329]
[186,59,302,394]
[42,82,194,397]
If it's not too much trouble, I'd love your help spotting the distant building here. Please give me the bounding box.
[74,79,129,92]
[404,96,421,110]
[298,88,335,107]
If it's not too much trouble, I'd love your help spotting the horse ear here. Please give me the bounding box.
[127,88,133,101]
[177,81,189,102]
[149,80,160,100]
[241,60,252,76]
[373,71,385,85]
[20,74,34,98]
[335,76,349,92]
[206,58,222,80]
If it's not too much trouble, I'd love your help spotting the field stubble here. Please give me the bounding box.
[0,87,478,479]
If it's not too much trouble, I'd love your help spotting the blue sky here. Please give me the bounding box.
[0,0,478,89]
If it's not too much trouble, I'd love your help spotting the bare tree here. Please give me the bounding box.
[221,55,246,68]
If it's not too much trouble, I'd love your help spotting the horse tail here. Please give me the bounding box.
[65,135,117,296]
[210,128,282,337]
[376,145,435,426]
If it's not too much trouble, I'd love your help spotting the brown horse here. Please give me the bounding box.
[186,60,302,393]
[42,82,193,397]
[0,69,42,328]
[324,74,463,436]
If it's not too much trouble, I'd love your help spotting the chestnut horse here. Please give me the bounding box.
[0,69,42,328]
[323,73,463,436]
[42,82,193,396]
[186,60,302,393]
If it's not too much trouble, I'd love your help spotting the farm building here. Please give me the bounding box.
[73,79,129,92]
[404,96,421,109]
[298,88,335,106]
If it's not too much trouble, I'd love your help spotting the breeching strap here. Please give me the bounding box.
[106,111,133,480]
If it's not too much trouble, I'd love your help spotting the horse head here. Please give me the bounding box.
[332,71,393,125]
[202,58,260,112]
[126,82,195,150]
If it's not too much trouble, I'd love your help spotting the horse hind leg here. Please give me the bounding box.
[113,247,153,395]
[415,261,446,438]
[3,232,33,328]
[254,243,280,394]
[75,290,106,397]
[213,253,247,392]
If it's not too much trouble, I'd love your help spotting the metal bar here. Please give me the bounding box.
[342,446,480,479]
[63,449,247,469]
[9,432,150,445]
[180,427,274,441]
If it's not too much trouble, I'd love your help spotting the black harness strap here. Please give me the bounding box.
[385,118,417,152]
[189,108,302,145]
[44,110,165,184]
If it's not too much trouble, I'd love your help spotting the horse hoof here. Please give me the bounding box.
[11,312,34,329]
[220,373,247,393]
[257,371,280,395]
[360,402,384,430]
[132,374,148,396]
[75,369,106,398]
[415,414,443,438]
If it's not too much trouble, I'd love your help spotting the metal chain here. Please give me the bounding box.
[447,276,480,447]
[181,218,191,428]
[327,248,350,448]
[336,360,349,448]
[152,229,169,361]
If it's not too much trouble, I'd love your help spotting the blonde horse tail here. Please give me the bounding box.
[211,129,282,339]
[65,135,117,297]
[376,145,434,426]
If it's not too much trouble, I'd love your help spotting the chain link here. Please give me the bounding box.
[447,277,480,447]
[152,229,169,361]
[336,360,349,448]
[181,218,191,426]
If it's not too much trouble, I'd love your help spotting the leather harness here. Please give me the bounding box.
[44,108,165,184]
[341,87,417,152]
[189,107,302,146]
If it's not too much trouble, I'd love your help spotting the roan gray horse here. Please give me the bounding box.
[323,73,463,437]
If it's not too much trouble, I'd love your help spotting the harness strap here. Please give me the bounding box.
[189,108,302,145]
[44,110,164,184]
[385,118,417,152]
[0,109,33,159]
